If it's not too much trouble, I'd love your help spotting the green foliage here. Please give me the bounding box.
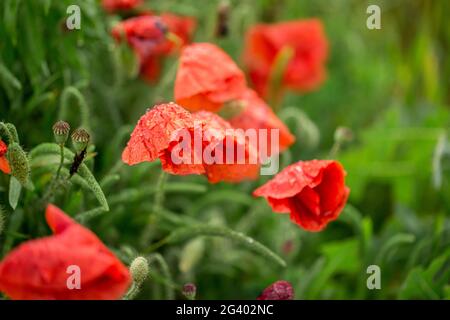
[0,0,449,300]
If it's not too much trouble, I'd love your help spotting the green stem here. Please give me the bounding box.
[153,171,168,219]
[55,144,64,179]
[148,253,175,300]
[123,282,141,300]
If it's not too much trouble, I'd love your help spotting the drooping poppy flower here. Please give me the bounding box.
[174,43,247,112]
[254,160,349,231]
[0,205,131,300]
[102,0,142,13]
[192,111,260,183]
[112,14,196,82]
[243,19,328,97]
[122,103,202,176]
[228,88,295,156]
[0,139,11,174]
[257,280,294,300]
[123,104,260,182]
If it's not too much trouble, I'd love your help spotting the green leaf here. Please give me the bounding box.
[400,249,450,299]
[3,0,22,45]
[0,62,22,99]
[8,177,22,210]
[376,233,416,265]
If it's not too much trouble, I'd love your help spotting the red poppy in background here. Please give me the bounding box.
[175,43,247,112]
[0,139,10,174]
[254,160,349,231]
[229,88,295,156]
[192,111,260,183]
[257,280,294,300]
[102,0,142,13]
[243,19,328,97]
[0,205,131,300]
[112,14,196,82]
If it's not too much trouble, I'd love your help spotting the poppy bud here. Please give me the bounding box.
[71,128,90,153]
[257,280,294,300]
[334,126,354,144]
[130,256,149,285]
[52,121,71,145]
[6,143,30,186]
[182,283,196,300]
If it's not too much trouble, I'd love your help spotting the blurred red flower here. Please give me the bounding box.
[257,280,294,300]
[229,88,295,156]
[254,160,349,231]
[0,139,10,174]
[0,204,131,300]
[112,14,196,82]
[243,19,328,97]
[175,43,247,112]
[102,0,142,13]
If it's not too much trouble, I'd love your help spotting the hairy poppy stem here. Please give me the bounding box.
[55,144,64,179]
[123,282,140,300]
[153,170,168,218]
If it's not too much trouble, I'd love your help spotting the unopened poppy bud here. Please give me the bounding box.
[130,256,149,285]
[334,126,354,144]
[6,143,30,186]
[53,121,70,145]
[257,280,294,300]
[182,283,196,300]
[71,128,90,153]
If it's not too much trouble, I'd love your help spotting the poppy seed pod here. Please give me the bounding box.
[53,121,71,145]
[130,256,149,285]
[182,283,197,300]
[6,143,30,186]
[71,128,90,153]
[334,126,354,144]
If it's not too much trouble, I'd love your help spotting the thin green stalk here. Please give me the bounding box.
[55,144,64,179]
[153,170,168,219]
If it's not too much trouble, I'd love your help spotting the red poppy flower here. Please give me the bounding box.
[229,88,295,156]
[0,139,11,174]
[253,160,349,231]
[112,14,196,82]
[257,280,294,300]
[0,204,131,300]
[102,0,142,13]
[122,103,200,174]
[123,104,259,182]
[243,19,328,97]
[192,111,260,183]
[174,43,247,112]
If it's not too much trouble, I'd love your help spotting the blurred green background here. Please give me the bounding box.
[1,0,449,299]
